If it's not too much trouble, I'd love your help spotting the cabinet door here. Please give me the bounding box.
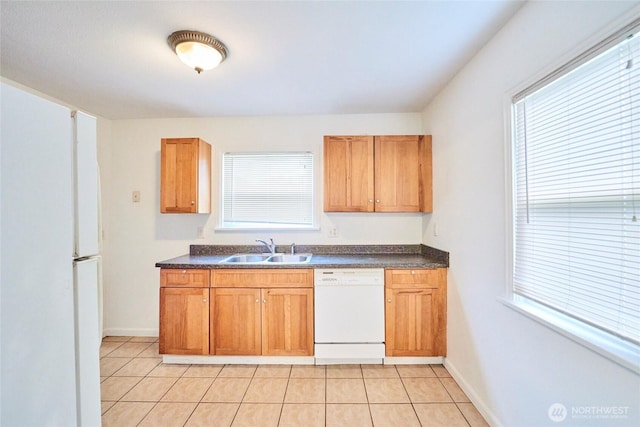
[374,135,422,212]
[262,288,314,356]
[323,136,374,212]
[211,288,262,355]
[160,138,211,213]
[385,287,445,356]
[159,287,209,355]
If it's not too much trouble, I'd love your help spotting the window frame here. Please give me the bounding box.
[216,151,319,231]
[502,17,640,374]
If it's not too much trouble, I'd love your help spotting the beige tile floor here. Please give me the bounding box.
[101,337,489,427]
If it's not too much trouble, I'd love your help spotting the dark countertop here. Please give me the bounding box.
[155,244,449,269]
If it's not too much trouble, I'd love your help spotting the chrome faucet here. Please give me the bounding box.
[290,243,296,254]
[256,238,276,254]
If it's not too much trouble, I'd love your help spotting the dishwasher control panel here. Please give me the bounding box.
[314,268,384,286]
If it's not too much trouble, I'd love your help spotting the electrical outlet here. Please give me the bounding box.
[132,190,141,203]
[197,226,205,239]
[328,227,338,238]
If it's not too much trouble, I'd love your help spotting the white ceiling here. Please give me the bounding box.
[0,1,524,120]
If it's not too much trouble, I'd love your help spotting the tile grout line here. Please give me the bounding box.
[185,363,226,427]
[434,370,473,426]
[324,368,327,427]
[275,367,290,427]
[101,341,484,426]
[232,364,258,426]
[138,361,187,423]
[102,337,162,423]
[359,365,376,427]
[133,337,161,427]
[101,337,148,421]
[134,348,173,426]
[393,365,426,427]
[454,401,474,427]
[181,365,212,427]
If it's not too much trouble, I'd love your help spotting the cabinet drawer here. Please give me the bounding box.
[385,268,446,289]
[160,269,210,287]
[211,269,313,288]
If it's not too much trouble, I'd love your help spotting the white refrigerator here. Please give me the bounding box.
[1,82,102,426]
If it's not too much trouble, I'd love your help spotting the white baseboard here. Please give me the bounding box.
[161,354,449,365]
[163,355,315,365]
[384,356,444,365]
[444,359,501,427]
[316,358,383,365]
[102,328,159,338]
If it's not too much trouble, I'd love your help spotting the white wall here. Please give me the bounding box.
[101,113,424,335]
[421,1,640,426]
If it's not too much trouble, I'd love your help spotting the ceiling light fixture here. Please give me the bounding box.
[168,30,228,74]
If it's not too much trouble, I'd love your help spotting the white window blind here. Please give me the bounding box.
[222,152,314,228]
[512,22,640,345]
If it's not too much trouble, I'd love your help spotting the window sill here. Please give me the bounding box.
[499,295,640,374]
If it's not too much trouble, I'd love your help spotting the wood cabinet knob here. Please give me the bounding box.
[376,199,380,203]
[191,200,195,205]
[387,299,392,303]
[202,299,207,303]
[263,299,267,304]
[256,298,260,303]
[182,269,186,274]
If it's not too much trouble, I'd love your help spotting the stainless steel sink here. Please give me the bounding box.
[219,253,312,264]
[265,254,312,263]
[219,254,273,263]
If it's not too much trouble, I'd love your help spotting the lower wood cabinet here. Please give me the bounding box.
[211,269,314,356]
[385,268,446,357]
[159,268,313,356]
[159,266,446,358]
[210,288,262,355]
[261,288,314,356]
[159,286,210,355]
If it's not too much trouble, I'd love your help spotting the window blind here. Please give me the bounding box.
[512,23,640,344]
[222,152,314,228]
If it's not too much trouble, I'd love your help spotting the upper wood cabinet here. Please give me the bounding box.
[323,136,374,212]
[323,135,432,213]
[160,137,211,214]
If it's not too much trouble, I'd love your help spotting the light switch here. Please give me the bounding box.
[132,190,141,203]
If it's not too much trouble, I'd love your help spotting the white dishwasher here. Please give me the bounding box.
[314,268,385,364]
